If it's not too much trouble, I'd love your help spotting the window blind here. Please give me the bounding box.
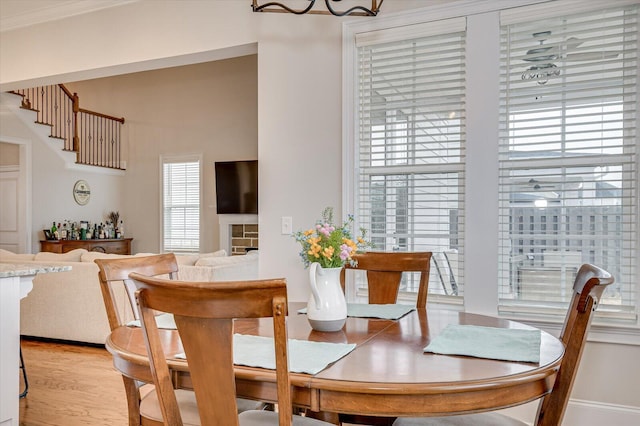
[162,159,200,253]
[355,18,466,300]
[498,5,638,321]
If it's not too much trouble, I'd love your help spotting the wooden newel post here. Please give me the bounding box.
[72,92,80,155]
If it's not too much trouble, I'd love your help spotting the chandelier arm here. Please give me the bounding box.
[324,0,382,16]
[252,0,317,15]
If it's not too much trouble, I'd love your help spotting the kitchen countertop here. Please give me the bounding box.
[0,263,71,278]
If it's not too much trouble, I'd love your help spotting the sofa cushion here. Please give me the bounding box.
[207,261,259,281]
[0,249,36,261]
[200,249,227,258]
[34,249,88,262]
[21,259,110,345]
[175,254,200,266]
[81,251,131,262]
[178,254,259,282]
[176,250,227,266]
[194,253,254,267]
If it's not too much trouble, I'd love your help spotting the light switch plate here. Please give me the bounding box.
[281,216,293,235]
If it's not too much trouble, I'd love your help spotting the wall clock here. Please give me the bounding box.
[73,180,91,205]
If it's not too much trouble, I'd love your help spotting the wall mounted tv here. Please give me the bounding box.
[215,160,258,214]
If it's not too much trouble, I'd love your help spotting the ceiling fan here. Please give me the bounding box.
[520,31,621,85]
[512,178,586,200]
[516,178,561,199]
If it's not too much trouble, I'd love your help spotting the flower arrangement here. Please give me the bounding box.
[293,207,372,269]
[108,211,120,225]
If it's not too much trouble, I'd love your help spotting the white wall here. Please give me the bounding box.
[0,1,637,422]
[0,100,125,250]
[64,55,258,254]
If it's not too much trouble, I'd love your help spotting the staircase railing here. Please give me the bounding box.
[12,84,125,170]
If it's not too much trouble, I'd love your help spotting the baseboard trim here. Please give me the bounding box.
[20,335,105,349]
[502,398,640,425]
[562,399,640,425]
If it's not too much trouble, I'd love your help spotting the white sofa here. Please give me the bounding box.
[0,249,259,345]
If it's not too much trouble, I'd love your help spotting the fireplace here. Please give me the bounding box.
[218,214,258,255]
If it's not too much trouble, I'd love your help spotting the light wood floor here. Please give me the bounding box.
[19,339,128,426]
[17,339,362,426]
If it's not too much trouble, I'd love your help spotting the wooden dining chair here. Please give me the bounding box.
[96,254,183,426]
[341,251,433,308]
[392,263,614,426]
[337,251,433,426]
[129,273,333,426]
[96,254,179,332]
[95,254,263,426]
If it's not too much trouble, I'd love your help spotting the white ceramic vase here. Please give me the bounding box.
[307,262,348,332]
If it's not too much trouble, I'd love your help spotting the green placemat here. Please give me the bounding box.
[424,324,541,363]
[176,334,356,375]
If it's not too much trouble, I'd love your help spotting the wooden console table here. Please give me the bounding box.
[40,238,133,255]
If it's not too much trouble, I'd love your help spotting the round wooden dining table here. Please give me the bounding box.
[106,304,564,419]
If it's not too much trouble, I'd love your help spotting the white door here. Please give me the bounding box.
[0,169,20,253]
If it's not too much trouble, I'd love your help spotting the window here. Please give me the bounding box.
[498,5,637,321]
[352,19,467,302]
[161,156,201,253]
[346,1,639,331]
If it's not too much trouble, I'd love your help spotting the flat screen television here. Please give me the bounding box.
[215,160,258,214]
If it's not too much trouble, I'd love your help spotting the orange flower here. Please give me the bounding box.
[322,246,335,259]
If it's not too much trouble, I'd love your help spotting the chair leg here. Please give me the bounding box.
[19,346,29,398]
[122,376,143,426]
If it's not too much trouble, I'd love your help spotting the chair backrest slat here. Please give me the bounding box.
[95,253,179,330]
[535,263,614,426]
[341,251,432,308]
[131,273,291,426]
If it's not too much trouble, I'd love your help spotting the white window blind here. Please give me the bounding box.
[162,157,201,253]
[498,5,638,321]
[355,18,466,301]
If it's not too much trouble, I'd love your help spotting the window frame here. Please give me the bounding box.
[160,154,203,254]
[343,0,640,345]
[497,7,638,321]
[351,19,467,303]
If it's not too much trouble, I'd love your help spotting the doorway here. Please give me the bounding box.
[0,141,31,253]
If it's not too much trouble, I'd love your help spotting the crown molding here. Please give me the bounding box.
[1,0,139,32]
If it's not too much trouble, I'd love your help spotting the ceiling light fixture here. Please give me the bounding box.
[520,30,621,85]
[251,0,383,17]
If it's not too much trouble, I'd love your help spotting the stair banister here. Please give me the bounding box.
[8,84,126,170]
